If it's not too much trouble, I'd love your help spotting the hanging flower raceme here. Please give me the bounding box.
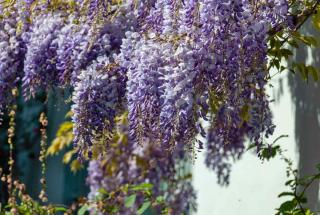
[54,18,90,86]
[55,20,116,86]
[70,2,140,158]
[186,0,285,184]
[22,13,65,97]
[55,0,137,86]
[122,0,208,152]
[72,56,127,158]
[0,16,25,123]
[159,42,200,150]
[120,32,165,146]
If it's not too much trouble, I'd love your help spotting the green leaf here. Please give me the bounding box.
[279,48,293,59]
[292,63,315,81]
[137,201,151,215]
[98,188,109,195]
[131,183,153,191]
[54,206,68,212]
[278,200,297,212]
[296,196,307,203]
[285,179,295,186]
[306,66,319,81]
[63,150,75,164]
[246,143,256,151]
[240,105,250,122]
[156,196,165,204]
[70,159,83,173]
[312,11,320,31]
[305,209,315,215]
[314,173,320,179]
[261,145,280,160]
[292,32,318,47]
[274,59,280,69]
[78,204,89,215]
[269,37,276,48]
[293,210,307,215]
[125,194,137,208]
[288,39,299,48]
[278,192,295,198]
[111,206,119,213]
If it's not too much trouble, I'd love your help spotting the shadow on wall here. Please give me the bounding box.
[288,19,320,210]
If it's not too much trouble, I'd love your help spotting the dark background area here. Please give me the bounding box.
[0,89,88,206]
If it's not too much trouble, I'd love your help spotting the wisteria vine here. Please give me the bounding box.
[0,0,308,213]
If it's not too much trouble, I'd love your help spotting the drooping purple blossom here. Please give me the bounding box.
[22,13,64,97]
[54,17,88,86]
[0,15,25,123]
[120,32,165,146]
[72,56,126,158]
[55,2,136,86]
[197,0,279,184]
[160,42,199,149]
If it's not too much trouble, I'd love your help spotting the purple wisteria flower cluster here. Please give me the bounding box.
[0,6,27,123]
[72,56,127,158]
[0,0,290,213]
[87,113,196,214]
